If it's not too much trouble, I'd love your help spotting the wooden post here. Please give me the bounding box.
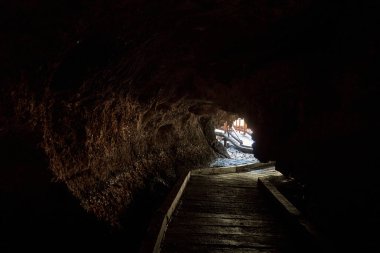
[244,123,247,135]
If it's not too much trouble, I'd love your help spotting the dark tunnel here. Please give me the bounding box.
[1,0,380,252]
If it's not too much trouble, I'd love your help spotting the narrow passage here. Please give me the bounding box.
[161,168,316,253]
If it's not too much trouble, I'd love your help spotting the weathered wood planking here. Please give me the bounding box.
[174,212,273,220]
[170,217,278,227]
[161,244,280,253]
[140,172,191,253]
[160,169,316,253]
[165,225,285,236]
[190,162,276,175]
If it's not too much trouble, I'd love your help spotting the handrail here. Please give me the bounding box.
[215,131,253,153]
[230,126,243,144]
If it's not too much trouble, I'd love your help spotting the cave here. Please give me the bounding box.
[1,1,379,252]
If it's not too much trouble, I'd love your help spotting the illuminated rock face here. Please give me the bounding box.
[1,0,379,250]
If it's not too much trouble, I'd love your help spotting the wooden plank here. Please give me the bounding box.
[184,186,255,193]
[188,178,255,184]
[194,181,255,186]
[169,216,277,227]
[188,181,256,187]
[174,211,273,220]
[191,166,237,175]
[161,244,279,253]
[140,171,191,253]
[187,182,256,189]
[183,187,259,195]
[180,200,269,209]
[178,205,271,215]
[162,236,275,248]
[182,189,258,196]
[181,198,268,207]
[257,178,301,217]
[182,196,260,204]
[182,193,260,201]
[164,233,286,246]
[188,177,256,184]
[179,206,270,215]
[191,175,257,181]
[165,231,288,245]
[258,177,322,249]
[165,225,285,236]
[181,193,261,200]
[190,162,276,176]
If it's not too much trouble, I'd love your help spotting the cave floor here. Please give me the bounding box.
[161,168,318,253]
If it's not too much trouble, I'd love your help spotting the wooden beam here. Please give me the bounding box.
[140,171,191,253]
[191,162,276,175]
[257,177,323,248]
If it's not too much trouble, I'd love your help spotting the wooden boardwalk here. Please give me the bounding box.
[160,168,317,253]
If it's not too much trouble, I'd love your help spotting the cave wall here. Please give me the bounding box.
[1,0,238,226]
[4,84,230,224]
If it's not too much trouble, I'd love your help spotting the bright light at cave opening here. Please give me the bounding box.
[211,117,258,167]
[231,118,253,140]
[216,117,254,146]
[233,118,247,133]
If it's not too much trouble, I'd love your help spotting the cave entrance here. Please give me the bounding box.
[211,117,258,167]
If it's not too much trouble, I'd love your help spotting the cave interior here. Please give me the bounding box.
[1,0,380,252]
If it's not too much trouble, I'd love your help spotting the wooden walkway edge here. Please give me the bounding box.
[140,162,318,253]
[258,178,324,250]
[140,171,191,253]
